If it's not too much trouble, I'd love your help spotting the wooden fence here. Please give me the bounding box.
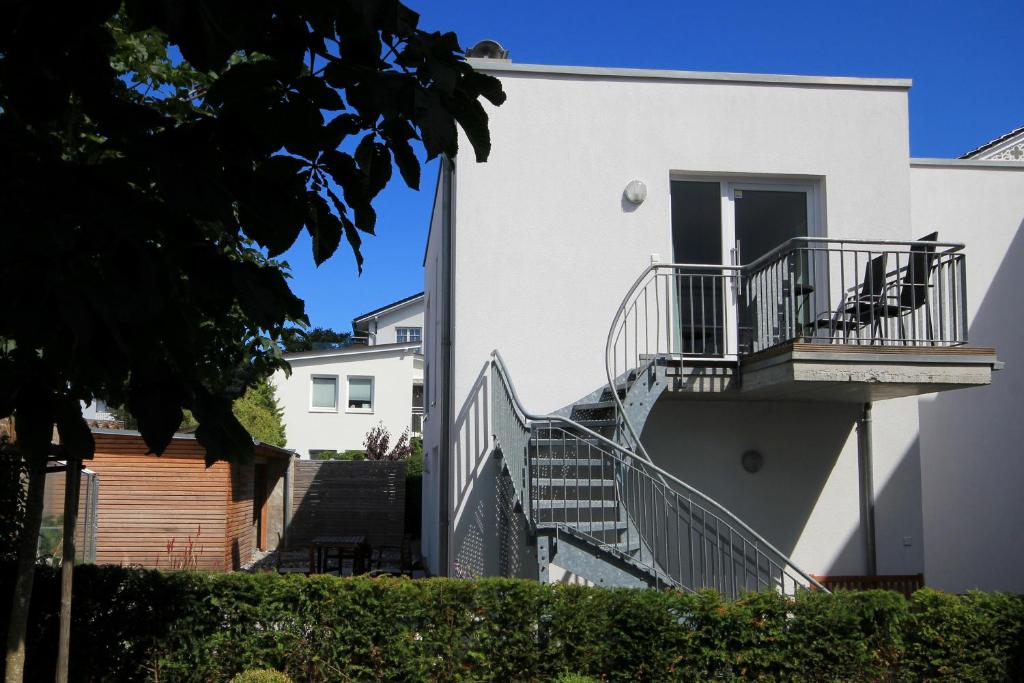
[812,574,925,598]
[289,460,406,550]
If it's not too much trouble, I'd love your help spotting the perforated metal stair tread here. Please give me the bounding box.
[536,499,618,509]
[573,400,617,411]
[531,458,606,467]
[534,477,615,487]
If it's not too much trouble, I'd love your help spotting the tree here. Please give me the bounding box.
[281,326,353,352]
[233,379,286,447]
[363,423,414,461]
[0,2,504,680]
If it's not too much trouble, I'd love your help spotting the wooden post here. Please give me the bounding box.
[55,460,80,683]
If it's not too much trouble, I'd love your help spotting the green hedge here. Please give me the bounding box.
[2,565,1022,682]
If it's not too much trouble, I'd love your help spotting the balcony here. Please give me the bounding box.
[611,237,999,403]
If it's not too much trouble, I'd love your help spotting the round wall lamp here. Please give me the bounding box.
[623,179,647,205]
[741,450,764,474]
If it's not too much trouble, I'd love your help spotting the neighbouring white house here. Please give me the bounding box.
[274,293,424,458]
[81,398,116,423]
[421,45,1024,595]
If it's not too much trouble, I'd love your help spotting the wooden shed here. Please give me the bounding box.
[86,430,294,571]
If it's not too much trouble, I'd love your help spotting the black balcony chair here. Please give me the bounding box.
[811,252,890,343]
[874,232,939,345]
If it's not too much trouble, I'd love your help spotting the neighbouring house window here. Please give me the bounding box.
[397,327,422,343]
[310,376,338,411]
[347,376,374,411]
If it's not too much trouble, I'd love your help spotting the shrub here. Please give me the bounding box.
[314,450,365,461]
[229,670,293,683]
[363,423,412,461]
[0,565,1021,682]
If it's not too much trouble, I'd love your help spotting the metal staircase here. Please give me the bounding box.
[489,262,825,596]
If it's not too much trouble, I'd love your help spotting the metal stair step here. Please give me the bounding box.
[575,419,617,428]
[533,477,615,487]
[536,499,618,510]
[573,400,616,411]
[529,437,604,447]
[573,520,628,533]
[531,457,605,468]
[611,540,642,555]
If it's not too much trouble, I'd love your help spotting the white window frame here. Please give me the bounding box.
[396,326,422,343]
[345,375,375,414]
[309,374,339,413]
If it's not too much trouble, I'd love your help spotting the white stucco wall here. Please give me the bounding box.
[452,66,912,417]
[440,64,923,580]
[362,299,424,346]
[422,169,446,575]
[909,160,1024,592]
[643,397,925,578]
[273,345,422,458]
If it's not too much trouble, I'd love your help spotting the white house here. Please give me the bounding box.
[421,49,1023,595]
[274,294,424,458]
[352,291,425,347]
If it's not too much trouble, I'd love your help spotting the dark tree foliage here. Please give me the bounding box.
[0,0,505,463]
[281,327,353,353]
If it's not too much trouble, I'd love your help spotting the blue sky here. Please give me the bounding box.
[282,0,1023,332]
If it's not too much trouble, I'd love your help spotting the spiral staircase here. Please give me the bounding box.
[489,263,824,596]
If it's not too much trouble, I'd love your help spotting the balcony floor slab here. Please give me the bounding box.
[662,343,999,403]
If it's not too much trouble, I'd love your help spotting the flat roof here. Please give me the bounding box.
[90,428,296,458]
[910,158,1024,170]
[468,59,912,90]
[282,340,421,361]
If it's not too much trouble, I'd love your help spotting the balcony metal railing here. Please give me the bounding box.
[411,406,424,435]
[607,237,967,380]
[744,237,967,353]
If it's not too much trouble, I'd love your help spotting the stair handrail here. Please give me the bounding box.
[490,349,827,594]
[605,262,743,460]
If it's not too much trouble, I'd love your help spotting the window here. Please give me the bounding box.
[310,376,338,411]
[396,327,422,343]
[347,376,374,412]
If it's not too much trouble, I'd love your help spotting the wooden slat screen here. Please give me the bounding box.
[289,460,406,549]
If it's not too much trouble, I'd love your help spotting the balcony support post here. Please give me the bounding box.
[857,402,877,577]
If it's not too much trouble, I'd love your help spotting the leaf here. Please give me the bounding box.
[128,372,185,456]
[355,133,392,197]
[448,91,492,162]
[463,70,507,107]
[55,399,96,461]
[415,89,457,160]
[232,260,303,328]
[382,120,421,190]
[306,193,343,266]
[192,389,255,465]
[294,75,346,111]
[340,213,364,273]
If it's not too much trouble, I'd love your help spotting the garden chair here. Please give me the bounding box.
[810,252,890,343]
